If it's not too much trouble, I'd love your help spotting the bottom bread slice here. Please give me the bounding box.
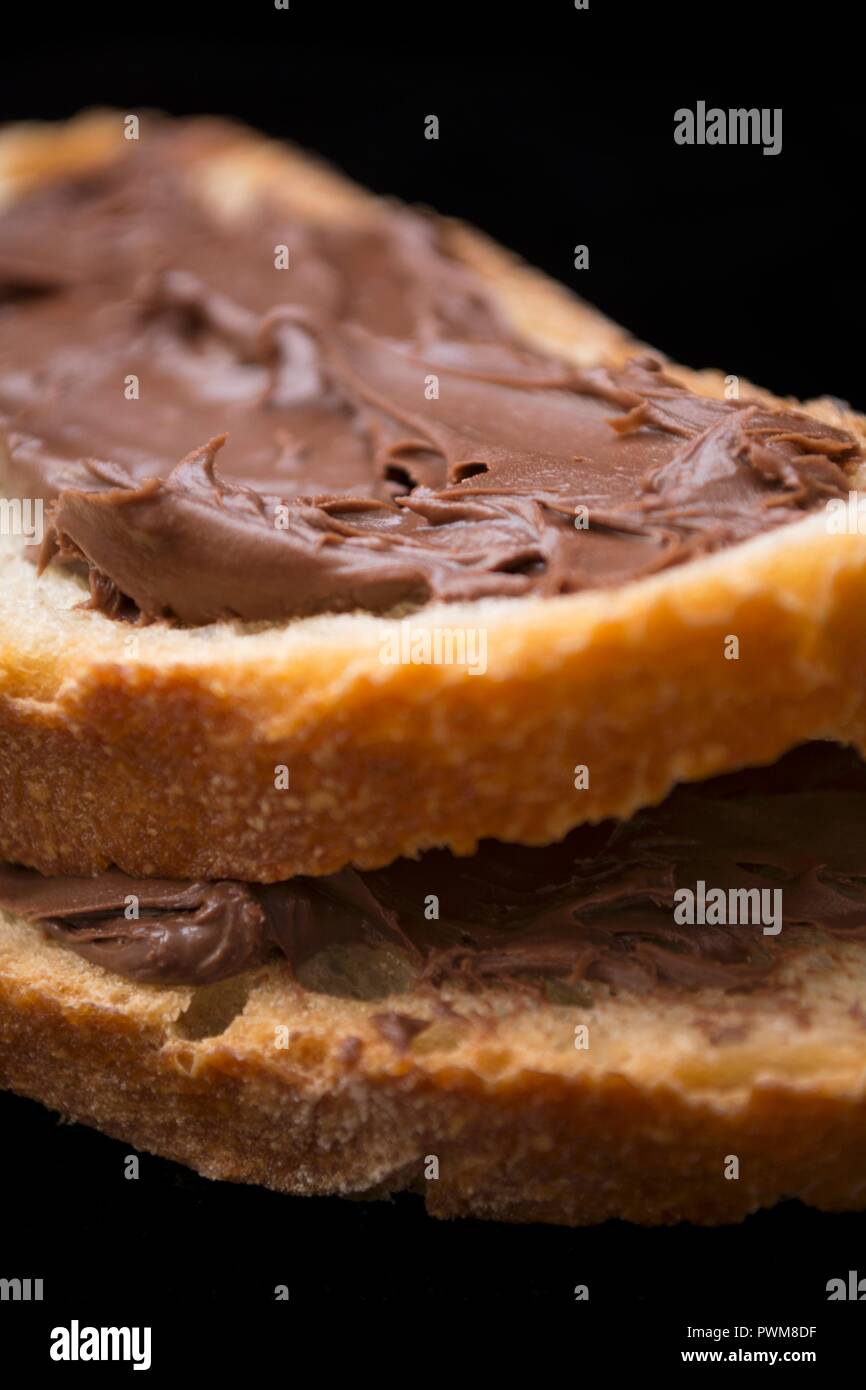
[2,902,866,1226]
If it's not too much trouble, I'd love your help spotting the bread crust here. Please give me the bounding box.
[2,510,866,881]
[4,905,866,1224]
[1,112,866,881]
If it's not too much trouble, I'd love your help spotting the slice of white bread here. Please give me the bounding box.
[1,111,866,881]
[3,887,866,1225]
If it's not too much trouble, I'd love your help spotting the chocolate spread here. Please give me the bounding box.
[0,119,858,624]
[1,742,865,993]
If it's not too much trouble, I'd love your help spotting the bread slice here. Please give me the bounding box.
[2,110,866,884]
[3,113,866,1229]
[3,881,866,1225]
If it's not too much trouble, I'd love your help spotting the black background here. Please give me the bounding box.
[1,13,865,1358]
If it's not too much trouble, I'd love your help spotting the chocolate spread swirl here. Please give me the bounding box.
[0,118,858,624]
[1,742,865,993]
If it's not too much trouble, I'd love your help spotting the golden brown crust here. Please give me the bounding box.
[3,907,866,1224]
[3,514,866,880]
[1,111,866,883]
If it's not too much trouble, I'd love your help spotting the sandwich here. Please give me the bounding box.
[1,110,865,1225]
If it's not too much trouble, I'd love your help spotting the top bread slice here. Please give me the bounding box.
[1,110,866,882]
